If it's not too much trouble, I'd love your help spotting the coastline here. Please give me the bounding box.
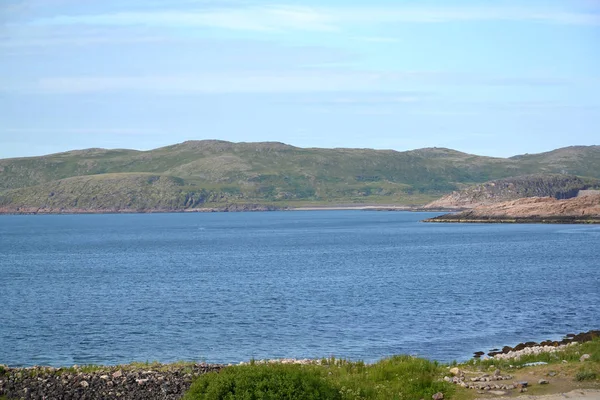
[2,331,598,400]
[0,204,451,215]
[423,215,600,224]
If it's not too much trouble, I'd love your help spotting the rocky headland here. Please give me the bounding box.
[424,194,600,223]
[423,174,600,210]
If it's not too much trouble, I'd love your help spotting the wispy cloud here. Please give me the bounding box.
[30,4,600,33]
[35,6,338,32]
[1,128,161,135]
[17,70,569,94]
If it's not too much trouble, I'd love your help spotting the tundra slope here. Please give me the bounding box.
[1,141,599,213]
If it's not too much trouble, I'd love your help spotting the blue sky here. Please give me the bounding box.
[1,0,599,158]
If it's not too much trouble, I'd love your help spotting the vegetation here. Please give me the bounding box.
[185,356,452,400]
[184,363,342,400]
[576,369,598,382]
[1,141,599,211]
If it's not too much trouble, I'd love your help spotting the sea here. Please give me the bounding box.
[0,211,598,367]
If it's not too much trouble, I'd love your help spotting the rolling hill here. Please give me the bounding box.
[1,141,599,213]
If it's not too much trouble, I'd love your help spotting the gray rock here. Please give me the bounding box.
[580,354,591,362]
[538,379,549,385]
[432,392,444,400]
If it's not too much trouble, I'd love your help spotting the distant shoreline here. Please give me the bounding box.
[0,205,454,215]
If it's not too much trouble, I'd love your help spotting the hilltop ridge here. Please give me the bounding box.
[1,141,599,213]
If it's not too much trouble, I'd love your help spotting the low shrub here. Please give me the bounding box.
[184,363,341,400]
[575,369,597,382]
[184,356,452,400]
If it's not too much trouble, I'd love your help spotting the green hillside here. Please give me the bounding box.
[1,141,599,212]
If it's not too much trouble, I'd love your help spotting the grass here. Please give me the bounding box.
[184,356,453,400]
[185,340,600,400]
[576,369,598,381]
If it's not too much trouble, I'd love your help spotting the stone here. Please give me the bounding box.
[100,375,109,380]
[538,379,549,385]
[112,370,123,378]
[80,380,89,388]
[443,376,451,382]
[432,392,444,400]
[506,384,515,390]
[548,371,557,377]
[580,354,591,362]
[493,369,501,376]
[449,367,462,376]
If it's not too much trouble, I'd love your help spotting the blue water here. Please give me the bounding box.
[0,211,599,367]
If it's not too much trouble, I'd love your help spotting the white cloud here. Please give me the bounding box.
[1,128,161,135]
[30,4,600,33]
[6,69,567,94]
[37,6,338,32]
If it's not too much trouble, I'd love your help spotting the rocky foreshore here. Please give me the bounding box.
[2,331,598,400]
[0,363,224,400]
[473,330,600,359]
[424,195,600,224]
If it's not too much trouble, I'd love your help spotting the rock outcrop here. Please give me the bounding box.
[423,174,599,210]
[425,194,600,223]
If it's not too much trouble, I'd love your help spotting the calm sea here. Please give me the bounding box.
[1,211,598,367]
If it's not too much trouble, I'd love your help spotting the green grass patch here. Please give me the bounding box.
[184,363,341,400]
[576,368,598,382]
[184,356,452,400]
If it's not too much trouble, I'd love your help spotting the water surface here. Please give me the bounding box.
[1,211,598,366]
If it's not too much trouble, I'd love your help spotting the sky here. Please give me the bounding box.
[0,0,599,159]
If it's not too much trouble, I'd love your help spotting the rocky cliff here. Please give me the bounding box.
[423,174,600,210]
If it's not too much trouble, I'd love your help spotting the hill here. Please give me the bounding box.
[423,174,600,209]
[1,141,599,213]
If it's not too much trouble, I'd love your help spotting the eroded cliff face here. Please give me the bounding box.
[425,194,600,223]
[423,174,599,210]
